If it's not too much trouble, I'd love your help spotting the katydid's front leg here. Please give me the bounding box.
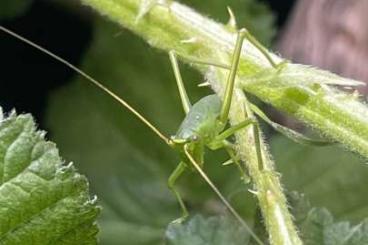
[167,161,189,223]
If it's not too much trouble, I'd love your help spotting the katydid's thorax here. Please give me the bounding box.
[173,95,224,144]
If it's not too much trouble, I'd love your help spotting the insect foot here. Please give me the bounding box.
[170,214,189,224]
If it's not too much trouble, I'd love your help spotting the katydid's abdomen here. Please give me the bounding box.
[174,95,224,143]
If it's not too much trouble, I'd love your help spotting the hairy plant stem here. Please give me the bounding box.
[211,69,301,244]
[81,0,368,243]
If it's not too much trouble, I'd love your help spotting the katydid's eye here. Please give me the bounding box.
[191,135,199,141]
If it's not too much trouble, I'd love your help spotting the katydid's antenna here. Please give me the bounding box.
[0,25,169,144]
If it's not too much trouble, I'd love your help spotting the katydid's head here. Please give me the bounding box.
[168,135,199,148]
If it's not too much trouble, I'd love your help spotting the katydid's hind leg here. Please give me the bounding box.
[250,102,333,146]
[219,29,247,124]
[169,51,191,114]
[243,30,285,70]
[168,161,189,223]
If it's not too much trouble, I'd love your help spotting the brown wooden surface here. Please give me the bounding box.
[277,0,368,93]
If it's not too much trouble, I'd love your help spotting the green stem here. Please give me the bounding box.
[243,78,368,157]
[81,0,368,159]
[210,68,302,244]
[81,0,368,243]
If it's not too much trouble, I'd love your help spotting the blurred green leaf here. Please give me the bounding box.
[270,135,368,222]
[300,208,368,245]
[165,215,251,245]
[0,0,32,20]
[0,109,99,244]
[286,191,312,225]
[46,1,275,244]
[286,191,368,244]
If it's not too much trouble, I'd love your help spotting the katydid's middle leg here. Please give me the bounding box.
[215,118,255,142]
[207,118,256,151]
[208,139,250,183]
[208,118,256,183]
[168,161,189,223]
[223,141,250,183]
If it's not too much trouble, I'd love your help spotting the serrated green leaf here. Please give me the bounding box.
[165,215,251,245]
[287,192,368,244]
[270,135,368,222]
[0,109,100,244]
[300,208,368,245]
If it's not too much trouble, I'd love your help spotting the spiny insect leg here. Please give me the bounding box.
[243,30,285,69]
[219,29,247,124]
[250,103,333,146]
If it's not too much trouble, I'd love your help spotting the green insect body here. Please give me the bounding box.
[174,94,223,143]
[172,95,224,168]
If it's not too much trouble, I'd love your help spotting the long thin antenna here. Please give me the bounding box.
[0,25,169,144]
[184,145,264,245]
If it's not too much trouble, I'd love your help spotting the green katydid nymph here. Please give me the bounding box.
[0,25,267,244]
